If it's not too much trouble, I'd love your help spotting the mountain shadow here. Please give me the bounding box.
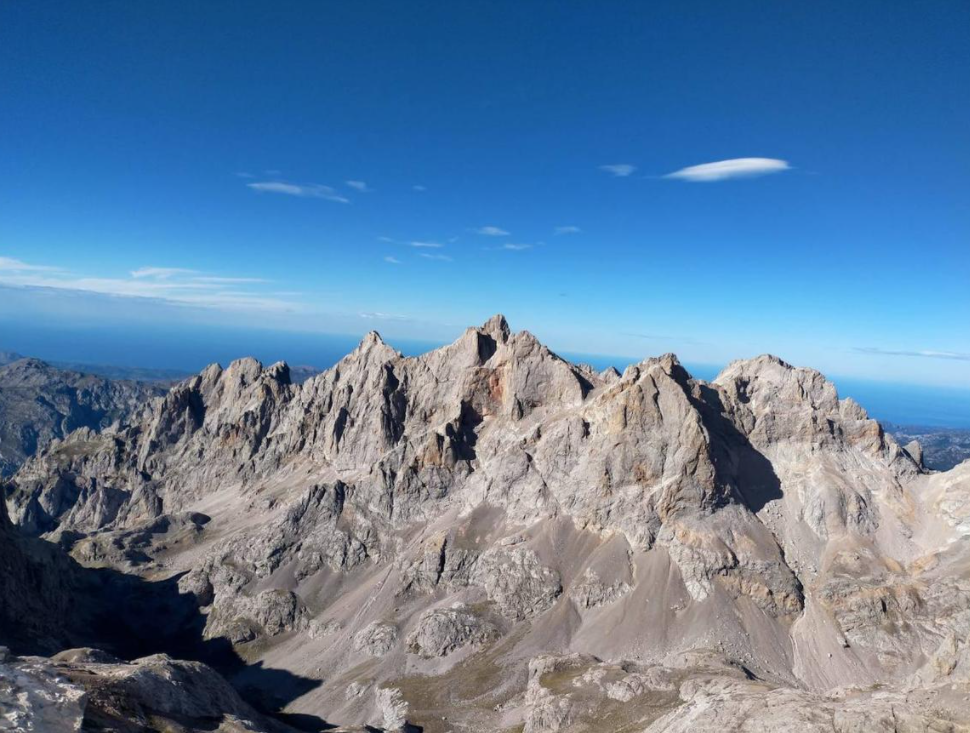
[0,503,329,731]
[692,384,783,514]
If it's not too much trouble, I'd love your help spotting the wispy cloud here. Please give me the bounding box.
[130,266,196,279]
[554,226,581,235]
[193,276,268,284]
[0,255,298,313]
[474,225,510,236]
[0,257,60,272]
[664,158,790,182]
[599,164,636,177]
[359,311,412,321]
[412,185,426,192]
[384,256,401,264]
[501,243,532,251]
[854,346,970,362]
[346,180,370,192]
[409,241,444,249]
[247,180,350,203]
[622,331,708,346]
[419,253,452,262]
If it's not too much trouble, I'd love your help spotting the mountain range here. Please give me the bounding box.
[2,315,969,732]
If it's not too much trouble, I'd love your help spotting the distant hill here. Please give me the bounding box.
[883,422,970,471]
[0,357,165,476]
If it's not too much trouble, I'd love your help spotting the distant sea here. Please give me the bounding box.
[2,322,968,429]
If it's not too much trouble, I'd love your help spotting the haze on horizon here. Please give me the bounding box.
[1,2,968,390]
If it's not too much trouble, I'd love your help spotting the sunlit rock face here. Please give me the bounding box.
[5,315,970,732]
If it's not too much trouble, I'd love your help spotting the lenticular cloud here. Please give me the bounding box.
[665,157,790,182]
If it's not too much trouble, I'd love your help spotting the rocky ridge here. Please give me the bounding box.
[0,357,163,477]
[3,315,970,732]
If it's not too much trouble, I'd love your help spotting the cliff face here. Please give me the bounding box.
[5,315,970,732]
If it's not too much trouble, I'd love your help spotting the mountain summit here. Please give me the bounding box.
[3,316,969,731]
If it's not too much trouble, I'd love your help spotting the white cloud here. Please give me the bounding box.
[384,256,401,264]
[599,164,636,177]
[0,255,298,313]
[247,181,350,203]
[359,311,411,321]
[664,158,790,182]
[854,346,970,362]
[377,236,396,243]
[192,276,268,284]
[412,185,427,192]
[554,226,581,235]
[419,253,452,261]
[130,267,196,279]
[0,257,59,272]
[346,180,370,192]
[501,243,532,251]
[475,226,510,236]
[409,241,444,249]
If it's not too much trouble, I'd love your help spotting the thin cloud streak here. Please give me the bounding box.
[0,257,61,272]
[501,243,532,251]
[419,253,452,261]
[664,158,790,182]
[384,256,401,264]
[409,241,444,248]
[854,347,970,362]
[599,164,636,177]
[247,180,350,203]
[131,267,197,279]
[0,255,299,313]
[359,311,412,321]
[554,226,581,235]
[346,180,370,192]
[475,226,510,236]
[193,276,268,284]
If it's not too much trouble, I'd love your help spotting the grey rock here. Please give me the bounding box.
[406,605,498,658]
[353,622,399,657]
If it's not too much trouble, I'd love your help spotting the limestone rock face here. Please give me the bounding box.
[5,315,970,731]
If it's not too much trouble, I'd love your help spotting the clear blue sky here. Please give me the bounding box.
[1,1,968,388]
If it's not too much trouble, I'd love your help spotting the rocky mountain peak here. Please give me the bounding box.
[3,317,968,732]
[480,312,511,341]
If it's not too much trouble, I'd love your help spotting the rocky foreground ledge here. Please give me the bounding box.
[3,315,970,731]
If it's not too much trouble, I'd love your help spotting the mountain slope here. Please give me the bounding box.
[5,316,970,732]
[0,357,164,477]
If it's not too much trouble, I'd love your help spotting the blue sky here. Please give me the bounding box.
[1,1,968,388]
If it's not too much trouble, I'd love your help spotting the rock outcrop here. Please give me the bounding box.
[0,649,296,732]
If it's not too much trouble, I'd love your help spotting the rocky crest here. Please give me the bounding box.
[3,315,969,732]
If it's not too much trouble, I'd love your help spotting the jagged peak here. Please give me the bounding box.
[600,365,622,381]
[343,330,400,364]
[621,352,685,382]
[480,313,511,341]
[713,353,811,386]
[227,356,263,372]
[360,330,385,347]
